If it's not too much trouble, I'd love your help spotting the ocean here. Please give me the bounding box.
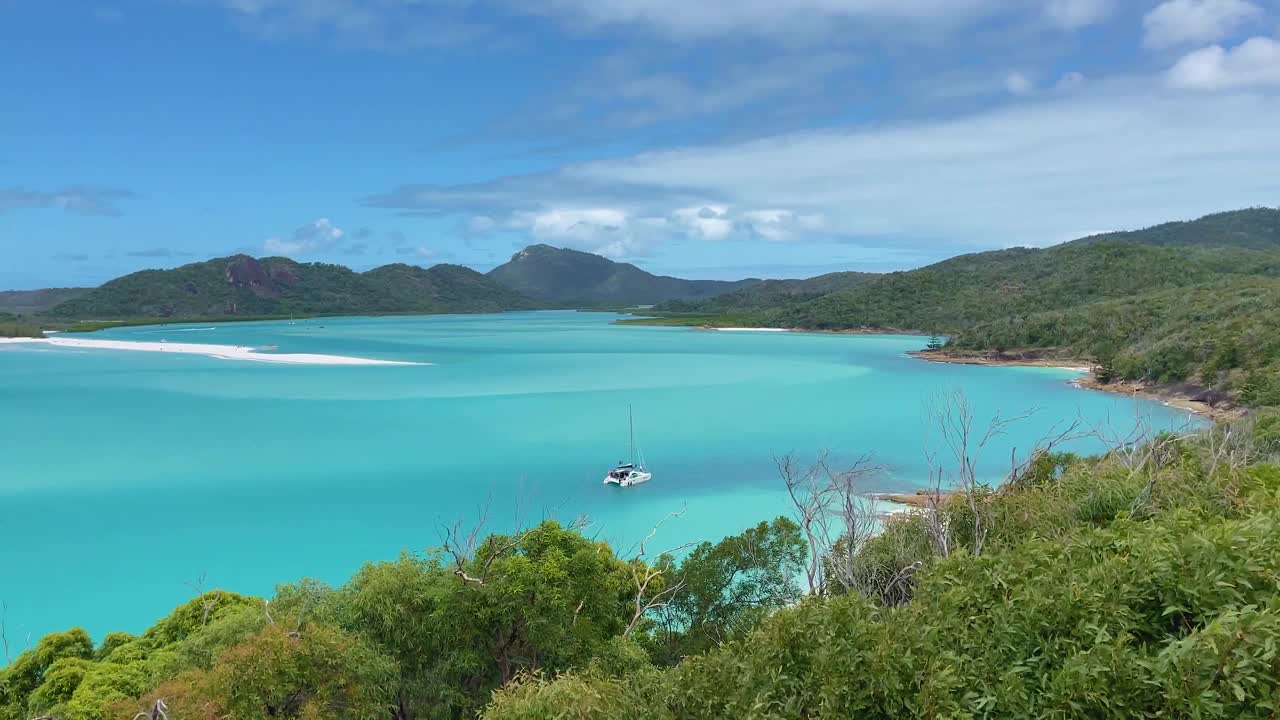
[0,311,1199,645]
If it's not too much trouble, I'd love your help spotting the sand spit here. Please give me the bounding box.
[0,336,425,366]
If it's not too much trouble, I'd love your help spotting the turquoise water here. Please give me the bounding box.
[0,311,1198,646]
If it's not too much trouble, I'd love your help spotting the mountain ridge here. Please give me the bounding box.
[485,244,760,305]
[46,255,536,320]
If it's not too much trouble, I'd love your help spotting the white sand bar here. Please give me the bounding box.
[707,327,789,332]
[0,337,425,366]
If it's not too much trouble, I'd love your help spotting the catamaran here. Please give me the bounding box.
[603,404,652,487]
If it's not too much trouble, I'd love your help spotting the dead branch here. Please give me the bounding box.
[776,450,887,595]
[926,389,1038,557]
[624,507,695,636]
[2,601,11,665]
[132,699,169,720]
[1006,418,1090,486]
[185,572,218,627]
[438,494,591,586]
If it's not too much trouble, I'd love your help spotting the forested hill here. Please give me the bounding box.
[0,288,89,315]
[658,270,881,314]
[486,244,759,305]
[1072,207,1280,250]
[646,208,1280,405]
[46,256,537,319]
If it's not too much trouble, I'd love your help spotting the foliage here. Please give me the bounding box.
[483,422,1280,719]
[0,314,42,337]
[128,624,395,720]
[308,520,637,719]
[646,518,805,664]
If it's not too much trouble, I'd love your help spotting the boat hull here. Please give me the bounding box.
[603,470,652,488]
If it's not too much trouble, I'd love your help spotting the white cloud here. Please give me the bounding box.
[1005,71,1035,95]
[1166,36,1280,89]
[263,218,344,256]
[1143,0,1264,49]
[741,210,826,241]
[370,86,1280,252]
[673,205,733,240]
[1043,0,1113,30]
[507,207,658,257]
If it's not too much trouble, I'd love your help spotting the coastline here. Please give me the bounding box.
[694,325,925,336]
[909,349,1238,422]
[0,336,425,366]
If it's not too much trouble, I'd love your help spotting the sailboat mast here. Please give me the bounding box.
[629,404,635,465]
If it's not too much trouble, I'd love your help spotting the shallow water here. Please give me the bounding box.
[0,311,1198,645]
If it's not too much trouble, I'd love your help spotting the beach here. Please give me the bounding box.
[0,336,424,366]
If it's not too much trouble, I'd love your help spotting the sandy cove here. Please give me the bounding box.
[0,336,425,366]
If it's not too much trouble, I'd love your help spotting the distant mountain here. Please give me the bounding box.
[48,255,536,319]
[0,288,89,315]
[487,244,759,306]
[658,271,881,313]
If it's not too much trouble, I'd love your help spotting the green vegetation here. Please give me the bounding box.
[487,245,757,306]
[0,517,804,720]
[0,289,88,316]
[644,208,1280,406]
[489,418,1280,719]
[0,313,42,338]
[657,271,880,315]
[6,413,1280,720]
[44,256,537,321]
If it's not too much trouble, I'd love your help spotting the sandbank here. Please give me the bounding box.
[0,336,424,366]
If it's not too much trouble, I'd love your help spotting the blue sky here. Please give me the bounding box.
[2,0,1279,289]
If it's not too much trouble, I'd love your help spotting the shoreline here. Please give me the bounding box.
[0,336,425,366]
[909,349,1237,422]
[694,325,925,337]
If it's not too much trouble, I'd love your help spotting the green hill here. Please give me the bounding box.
[1074,207,1280,250]
[658,270,881,314]
[0,288,89,315]
[486,244,758,306]
[47,255,537,320]
[640,208,1280,404]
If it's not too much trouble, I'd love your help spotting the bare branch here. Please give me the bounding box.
[623,506,695,636]
[185,572,218,627]
[132,699,169,720]
[925,388,1039,557]
[438,494,592,586]
[1,601,11,665]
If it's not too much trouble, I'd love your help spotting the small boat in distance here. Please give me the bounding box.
[604,404,652,488]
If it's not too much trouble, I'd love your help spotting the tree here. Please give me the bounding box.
[327,520,637,720]
[926,335,945,351]
[125,624,396,720]
[647,517,805,664]
[1093,353,1120,384]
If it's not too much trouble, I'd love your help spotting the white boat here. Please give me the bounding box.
[604,405,652,487]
